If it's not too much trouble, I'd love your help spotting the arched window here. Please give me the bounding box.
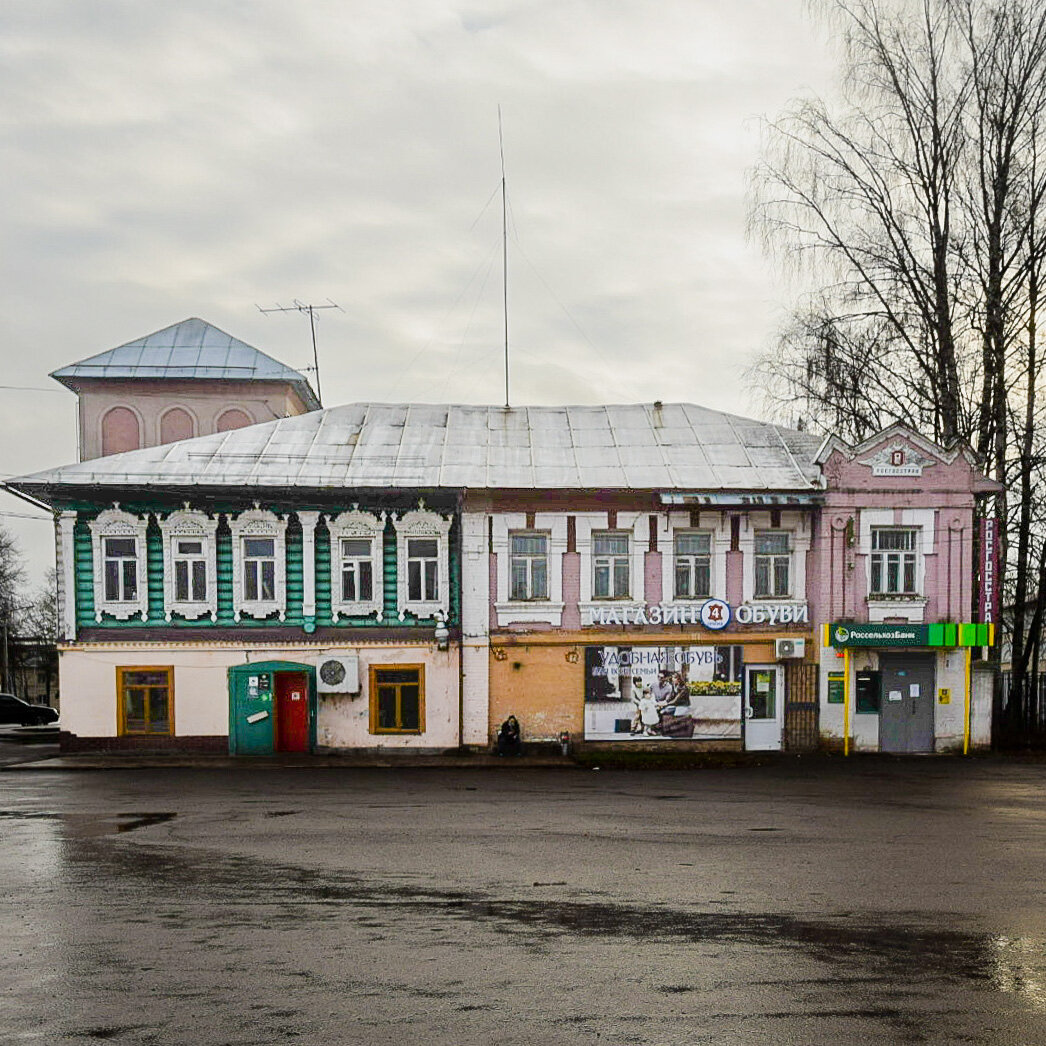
[101,407,141,456]
[217,408,253,432]
[160,407,195,444]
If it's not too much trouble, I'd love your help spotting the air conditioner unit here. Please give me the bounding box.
[317,653,360,694]
[775,638,806,660]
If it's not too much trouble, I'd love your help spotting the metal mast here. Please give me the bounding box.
[500,106,510,409]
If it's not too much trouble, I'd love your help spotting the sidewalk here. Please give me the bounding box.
[1,749,578,771]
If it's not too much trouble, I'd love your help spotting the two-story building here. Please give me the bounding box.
[5,402,998,755]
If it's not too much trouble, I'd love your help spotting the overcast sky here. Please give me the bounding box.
[0,0,837,585]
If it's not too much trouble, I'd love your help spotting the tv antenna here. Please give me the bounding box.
[256,299,341,405]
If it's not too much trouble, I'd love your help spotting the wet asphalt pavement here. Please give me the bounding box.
[3,758,1046,1044]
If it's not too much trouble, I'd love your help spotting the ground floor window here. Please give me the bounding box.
[369,665,424,734]
[118,667,173,735]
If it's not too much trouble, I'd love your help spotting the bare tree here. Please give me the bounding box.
[751,0,1046,740]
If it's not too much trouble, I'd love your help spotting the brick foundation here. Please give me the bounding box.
[60,732,229,754]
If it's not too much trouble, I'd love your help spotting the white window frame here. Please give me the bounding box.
[860,509,933,622]
[230,508,287,622]
[89,506,150,622]
[753,530,793,598]
[739,511,812,606]
[870,527,919,595]
[509,531,550,600]
[492,514,567,625]
[327,509,385,621]
[673,530,712,599]
[393,506,451,621]
[659,513,729,605]
[577,513,647,624]
[159,509,219,622]
[591,530,632,599]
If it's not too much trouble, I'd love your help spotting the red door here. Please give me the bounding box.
[275,672,309,753]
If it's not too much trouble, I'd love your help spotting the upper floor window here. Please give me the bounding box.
[674,532,711,599]
[103,537,138,602]
[407,538,440,602]
[229,508,287,621]
[592,531,630,599]
[173,539,206,602]
[89,506,150,622]
[510,533,549,600]
[243,537,276,601]
[754,531,791,598]
[328,509,385,621]
[393,506,452,620]
[159,509,219,621]
[341,538,373,601]
[871,528,918,594]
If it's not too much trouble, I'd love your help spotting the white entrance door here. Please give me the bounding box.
[744,664,783,751]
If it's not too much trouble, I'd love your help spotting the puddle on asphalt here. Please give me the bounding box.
[0,810,177,837]
[7,809,1046,1022]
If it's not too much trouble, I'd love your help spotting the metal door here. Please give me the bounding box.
[275,672,309,753]
[744,665,783,751]
[879,654,936,753]
[229,668,275,755]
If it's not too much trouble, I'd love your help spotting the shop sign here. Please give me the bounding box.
[585,601,808,628]
[828,621,994,648]
[980,517,999,627]
[831,623,929,647]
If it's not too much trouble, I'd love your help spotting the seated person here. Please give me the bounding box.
[496,715,523,756]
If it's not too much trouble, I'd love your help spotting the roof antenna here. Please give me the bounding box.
[257,299,342,406]
[499,105,510,410]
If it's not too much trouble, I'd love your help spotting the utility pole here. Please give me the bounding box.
[257,300,341,406]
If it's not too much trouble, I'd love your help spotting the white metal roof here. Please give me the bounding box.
[50,317,321,408]
[7,402,823,494]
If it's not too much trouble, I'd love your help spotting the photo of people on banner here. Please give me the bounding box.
[583,645,743,741]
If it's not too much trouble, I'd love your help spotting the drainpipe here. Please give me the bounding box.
[843,647,851,757]
[964,647,972,755]
[457,490,466,750]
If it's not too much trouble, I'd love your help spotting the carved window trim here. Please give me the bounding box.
[89,506,150,622]
[327,509,385,621]
[159,508,219,621]
[229,508,288,622]
[393,506,452,621]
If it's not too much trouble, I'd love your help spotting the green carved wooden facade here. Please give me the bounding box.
[70,500,460,633]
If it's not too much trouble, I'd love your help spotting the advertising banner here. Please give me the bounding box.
[584,644,742,741]
[980,516,999,627]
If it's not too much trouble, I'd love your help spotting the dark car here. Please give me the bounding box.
[0,692,59,726]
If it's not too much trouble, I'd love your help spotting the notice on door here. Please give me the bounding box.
[909,684,920,697]
[888,690,903,702]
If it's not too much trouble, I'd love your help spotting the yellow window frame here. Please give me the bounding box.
[369,664,425,735]
[117,666,175,736]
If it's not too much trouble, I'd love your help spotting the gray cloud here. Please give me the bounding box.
[0,0,836,579]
